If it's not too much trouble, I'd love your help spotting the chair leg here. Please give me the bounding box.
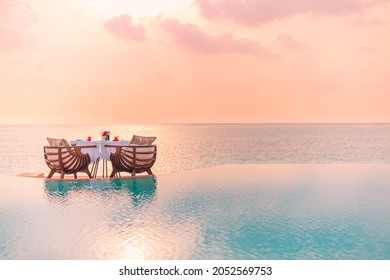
[109,170,116,178]
[86,170,92,178]
[91,162,96,176]
[103,160,106,178]
[60,171,65,179]
[47,169,56,178]
[74,173,77,179]
[92,159,99,178]
[146,169,153,175]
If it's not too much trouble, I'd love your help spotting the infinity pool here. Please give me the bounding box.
[1,164,390,259]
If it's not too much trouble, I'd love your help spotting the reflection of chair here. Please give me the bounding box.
[106,145,157,177]
[44,177,157,205]
[44,145,96,179]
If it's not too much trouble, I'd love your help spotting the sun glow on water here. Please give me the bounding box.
[1,165,390,259]
[121,243,146,260]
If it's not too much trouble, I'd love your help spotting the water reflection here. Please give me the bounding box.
[3,165,390,259]
[44,177,157,206]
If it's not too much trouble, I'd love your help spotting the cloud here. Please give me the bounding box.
[357,45,377,53]
[104,14,146,41]
[160,18,273,55]
[346,17,384,28]
[194,0,380,25]
[0,0,35,49]
[0,0,32,17]
[277,34,309,51]
[0,28,27,48]
[0,0,11,12]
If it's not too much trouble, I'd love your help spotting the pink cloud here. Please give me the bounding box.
[277,34,309,51]
[160,18,273,56]
[104,14,145,41]
[194,0,379,25]
[346,17,384,28]
[0,0,32,17]
[0,0,11,12]
[0,0,34,49]
[0,28,27,48]
[357,45,377,53]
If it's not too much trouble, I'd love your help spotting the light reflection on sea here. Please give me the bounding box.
[1,164,390,260]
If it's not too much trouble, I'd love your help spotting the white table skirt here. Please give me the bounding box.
[70,140,129,162]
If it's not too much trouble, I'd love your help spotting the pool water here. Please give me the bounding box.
[1,164,390,259]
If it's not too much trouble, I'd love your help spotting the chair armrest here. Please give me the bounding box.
[104,145,157,157]
[73,145,97,156]
[104,145,124,156]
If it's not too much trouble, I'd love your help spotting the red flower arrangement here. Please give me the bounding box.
[100,130,111,140]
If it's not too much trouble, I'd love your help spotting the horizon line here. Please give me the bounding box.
[1,122,390,126]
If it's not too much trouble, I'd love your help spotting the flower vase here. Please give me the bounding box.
[101,135,106,141]
[106,135,110,141]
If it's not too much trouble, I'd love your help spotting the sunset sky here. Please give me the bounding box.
[1,0,389,124]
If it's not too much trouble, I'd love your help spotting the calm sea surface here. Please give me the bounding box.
[0,124,390,176]
[1,164,390,259]
[1,124,390,260]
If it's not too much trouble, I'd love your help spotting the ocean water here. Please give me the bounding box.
[0,124,390,176]
[1,164,390,259]
[1,124,390,260]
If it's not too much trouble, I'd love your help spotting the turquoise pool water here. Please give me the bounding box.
[1,164,390,259]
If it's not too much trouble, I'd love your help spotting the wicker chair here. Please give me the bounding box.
[44,145,96,179]
[106,145,157,177]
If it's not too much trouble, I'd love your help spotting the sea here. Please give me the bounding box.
[1,123,390,176]
[1,124,390,260]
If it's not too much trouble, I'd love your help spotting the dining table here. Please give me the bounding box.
[70,139,129,177]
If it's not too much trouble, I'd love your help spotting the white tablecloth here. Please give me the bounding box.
[70,140,129,162]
